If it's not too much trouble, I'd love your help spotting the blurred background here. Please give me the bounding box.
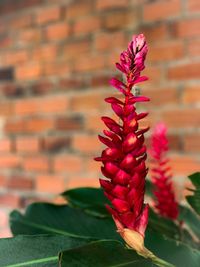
[0,0,199,237]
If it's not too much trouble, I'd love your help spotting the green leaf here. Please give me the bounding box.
[59,240,158,267]
[61,187,109,217]
[145,228,200,267]
[186,172,200,216]
[62,182,154,217]
[62,187,196,246]
[179,205,200,240]
[10,203,119,241]
[146,179,154,197]
[0,235,88,267]
[9,201,200,267]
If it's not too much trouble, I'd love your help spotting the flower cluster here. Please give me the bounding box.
[150,123,179,220]
[95,34,149,239]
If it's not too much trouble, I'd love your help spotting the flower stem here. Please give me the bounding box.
[141,247,175,267]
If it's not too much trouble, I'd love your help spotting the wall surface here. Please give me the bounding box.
[0,0,199,236]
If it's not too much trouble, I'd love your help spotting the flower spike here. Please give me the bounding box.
[95,34,150,253]
[150,123,179,220]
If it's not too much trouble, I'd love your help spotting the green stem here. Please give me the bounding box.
[142,248,175,267]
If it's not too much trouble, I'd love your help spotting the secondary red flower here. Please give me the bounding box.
[150,123,179,220]
[95,34,149,239]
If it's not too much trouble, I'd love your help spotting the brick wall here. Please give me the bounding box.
[0,0,199,236]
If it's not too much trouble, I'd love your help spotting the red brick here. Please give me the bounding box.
[31,80,54,95]
[85,157,101,173]
[143,0,181,22]
[0,175,7,187]
[187,38,200,57]
[63,39,91,59]
[42,136,70,152]
[16,62,41,80]
[0,194,21,208]
[15,99,38,116]
[7,176,33,190]
[36,7,60,24]
[0,210,8,228]
[0,138,13,152]
[0,83,23,97]
[32,44,58,61]
[174,19,200,37]
[168,63,200,80]
[72,134,102,154]
[0,227,11,238]
[182,85,200,104]
[66,0,92,20]
[73,16,101,35]
[40,97,69,114]
[170,155,200,176]
[96,0,128,10]
[54,155,82,173]
[73,54,105,72]
[8,14,32,29]
[25,118,54,133]
[103,10,137,30]
[16,137,41,153]
[0,36,12,49]
[90,74,112,88]
[146,134,181,151]
[43,61,70,76]
[15,96,69,116]
[71,93,103,111]
[140,23,168,43]
[184,134,200,153]
[94,32,126,52]
[142,87,179,106]
[46,22,70,41]
[56,116,83,131]
[4,50,28,66]
[188,0,200,12]
[18,29,41,46]
[0,154,20,168]
[0,101,13,117]
[148,41,184,62]
[67,177,99,189]
[163,108,200,128]
[23,156,49,172]
[0,0,42,14]
[59,77,86,90]
[5,119,26,134]
[36,175,65,193]
[86,114,104,132]
[143,65,162,84]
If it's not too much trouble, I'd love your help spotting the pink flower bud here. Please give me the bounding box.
[150,123,179,220]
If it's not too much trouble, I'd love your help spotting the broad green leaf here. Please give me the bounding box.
[62,187,196,246]
[10,203,119,241]
[59,240,158,267]
[179,205,200,240]
[186,172,200,216]
[145,228,200,267]
[62,182,153,217]
[61,187,108,217]
[9,202,200,267]
[0,235,88,267]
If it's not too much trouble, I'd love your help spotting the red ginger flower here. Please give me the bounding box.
[150,123,179,220]
[95,34,149,245]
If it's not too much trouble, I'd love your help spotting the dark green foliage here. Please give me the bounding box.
[0,172,199,267]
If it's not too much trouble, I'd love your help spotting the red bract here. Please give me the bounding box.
[150,123,179,220]
[95,34,149,238]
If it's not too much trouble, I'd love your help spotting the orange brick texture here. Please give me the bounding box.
[0,0,199,236]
